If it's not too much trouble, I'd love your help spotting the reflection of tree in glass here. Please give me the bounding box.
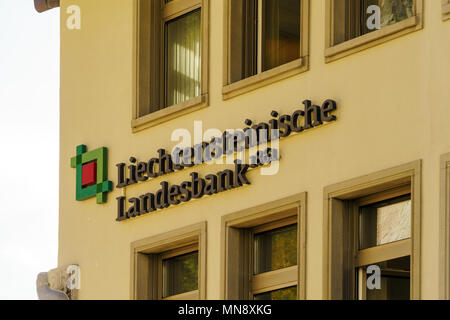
[255,286,297,300]
[270,225,297,270]
[253,224,298,300]
[269,225,297,300]
[378,0,414,27]
[180,252,198,293]
[254,224,297,274]
[271,286,297,300]
[163,251,198,297]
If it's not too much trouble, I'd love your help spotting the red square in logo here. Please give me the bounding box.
[82,161,97,187]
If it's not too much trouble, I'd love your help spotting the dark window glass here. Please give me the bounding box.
[229,0,301,83]
[262,0,300,71]
[229,0,258,83]
[364,256,410,300]
[162,251,198,298]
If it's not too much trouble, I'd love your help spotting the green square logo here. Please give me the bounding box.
[70,145,113,204]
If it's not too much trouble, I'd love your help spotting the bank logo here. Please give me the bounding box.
[70,145,113,204]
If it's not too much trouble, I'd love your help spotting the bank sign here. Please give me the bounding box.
[70,99,337,221]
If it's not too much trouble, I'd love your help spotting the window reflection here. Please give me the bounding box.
[253,224,297,275]
[162,251,198,298]
[359,196,411,249]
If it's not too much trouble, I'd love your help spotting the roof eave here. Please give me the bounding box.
[34,0,60,13]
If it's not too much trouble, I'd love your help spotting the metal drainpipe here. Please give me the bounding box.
[34,0,60,13]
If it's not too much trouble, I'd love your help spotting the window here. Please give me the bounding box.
[252,219,298,300]
[160,245,199,299]
[356,192,412,300]
[164,4,201,107]
[323,161,421,300]
[223,0,309,99]
[134,0,209,131]
[222,193,306,300]
[325,0,423,62]
[334,0,415,44]
[131,222,206,300]
[444,0,450,21]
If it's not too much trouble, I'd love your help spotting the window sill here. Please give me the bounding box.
[444,3,450,21]
[325,15,421,63]
[222,58,308,100]
[132,94,208,133]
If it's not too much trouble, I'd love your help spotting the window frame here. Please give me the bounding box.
[439,153,450,299]
[132,0,209,132]
[355,188,412,300]
[221,192,307,300]
[324,0,423,63]
[222,0,310,100]
[130,222,207,300]
[443,0,450,21]
[323,161,422,300]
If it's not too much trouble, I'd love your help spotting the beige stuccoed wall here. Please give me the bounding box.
[59,0,450,299]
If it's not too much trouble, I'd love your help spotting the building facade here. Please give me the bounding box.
[55,0,450,299]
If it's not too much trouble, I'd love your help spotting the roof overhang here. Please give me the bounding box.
[34,0,60,13]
